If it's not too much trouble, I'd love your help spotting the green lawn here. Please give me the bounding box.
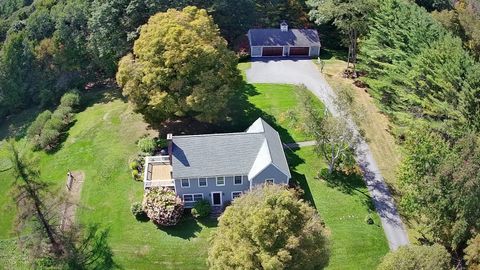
[237,83,324,143]
[0,69,388,269]
[287,147,389,269]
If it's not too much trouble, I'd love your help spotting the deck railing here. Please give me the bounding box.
[144,179,175,189]
[146,155,170,164]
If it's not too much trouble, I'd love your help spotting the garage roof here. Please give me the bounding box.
[248,29,321,47]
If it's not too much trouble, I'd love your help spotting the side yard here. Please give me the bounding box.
[315,54,402,188]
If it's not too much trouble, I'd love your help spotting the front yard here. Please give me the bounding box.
[0,67,388,269]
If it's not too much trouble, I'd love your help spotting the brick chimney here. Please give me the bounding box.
[167,133,173,165]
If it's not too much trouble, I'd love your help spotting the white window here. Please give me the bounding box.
[265,178,274,185]
[234,176,243,185]
[183,193,203,202]
[216,176,225,186]
[181,178,190,188]
[198,178,207,187]
[193,194,203,201]
[232,191,242,199]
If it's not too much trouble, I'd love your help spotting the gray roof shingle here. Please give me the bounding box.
[248,29,321,47]
[171,118,291,179]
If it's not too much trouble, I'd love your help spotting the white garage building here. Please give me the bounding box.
[247,22,321,58]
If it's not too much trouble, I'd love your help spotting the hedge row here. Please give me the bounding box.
[26,91,80,151]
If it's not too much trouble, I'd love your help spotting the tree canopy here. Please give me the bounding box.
[398,127,480,250]
[377,244,451,270]
[208,185,329,270]
[116,6,242,124]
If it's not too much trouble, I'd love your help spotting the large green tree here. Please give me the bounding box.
[398,128,480,251]
[208,185,329,270]
[307,0,377,71]
[116,6,242,124]
[377,244,451,270]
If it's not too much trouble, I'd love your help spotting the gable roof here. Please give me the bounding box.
[248,29,321,47]
[171,118,291,180]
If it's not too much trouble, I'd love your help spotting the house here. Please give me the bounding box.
[143,118,291,208]
[247,21,321,58]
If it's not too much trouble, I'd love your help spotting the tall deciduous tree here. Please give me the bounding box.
[300,86,359,173]
[116,6,242,125]
[377,244,451,270]
[307,0,377,71]
[398,129,480,251]
[208,185,329,270]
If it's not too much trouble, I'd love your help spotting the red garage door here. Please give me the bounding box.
[289,47,310,56]
[262,47,283,56]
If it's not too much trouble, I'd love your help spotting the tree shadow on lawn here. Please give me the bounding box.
[226,82,297,144]
[319,169,375,212]
[154,81,297,144]
[160,214,217,240]
[285,148,317,210]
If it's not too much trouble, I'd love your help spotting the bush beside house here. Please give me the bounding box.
[191,199,211,218]
[142,187,184,226]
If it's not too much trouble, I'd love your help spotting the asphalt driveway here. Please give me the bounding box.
[246,58,409,250]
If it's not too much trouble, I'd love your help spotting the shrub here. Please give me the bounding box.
[43,114,65,131]
[142,187,184,226]
[131,202,147,220]
[60,90,80,108]
[129,161,139,170]
[26,110,52,139]
[37,128,60,150]
[131,169,139,180]
[52,105,73,123]
[156,138,168,149]
[191,199,211,218]
[137,137,156,154]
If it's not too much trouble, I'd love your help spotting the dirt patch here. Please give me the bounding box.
[60,171,85,231]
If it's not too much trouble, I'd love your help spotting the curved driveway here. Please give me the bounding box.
[246,58,409,250]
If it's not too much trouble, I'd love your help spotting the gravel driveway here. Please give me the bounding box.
[246,58,409,250]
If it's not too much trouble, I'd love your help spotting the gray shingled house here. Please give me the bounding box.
[247,22,321,57]
[143,118,291,208]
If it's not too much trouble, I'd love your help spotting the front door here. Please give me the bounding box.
[212,192,222,206]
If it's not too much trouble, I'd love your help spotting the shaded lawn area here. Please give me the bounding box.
[287,147,389,270]
[235,83,324,143]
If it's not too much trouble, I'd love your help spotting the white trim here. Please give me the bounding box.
[234,175,243,185]
[211,192,222,206]
[198,177,208,187]
[216,176,225,186]
[231,191,242,200]
[183,193,204,202]
[265,178,275,184]
[181,178,190,188]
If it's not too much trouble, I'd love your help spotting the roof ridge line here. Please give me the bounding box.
[173,131,265,138]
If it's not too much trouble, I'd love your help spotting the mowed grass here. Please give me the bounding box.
[243,83,324,143]
[287,147,389,269]
[0,70,387,269]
